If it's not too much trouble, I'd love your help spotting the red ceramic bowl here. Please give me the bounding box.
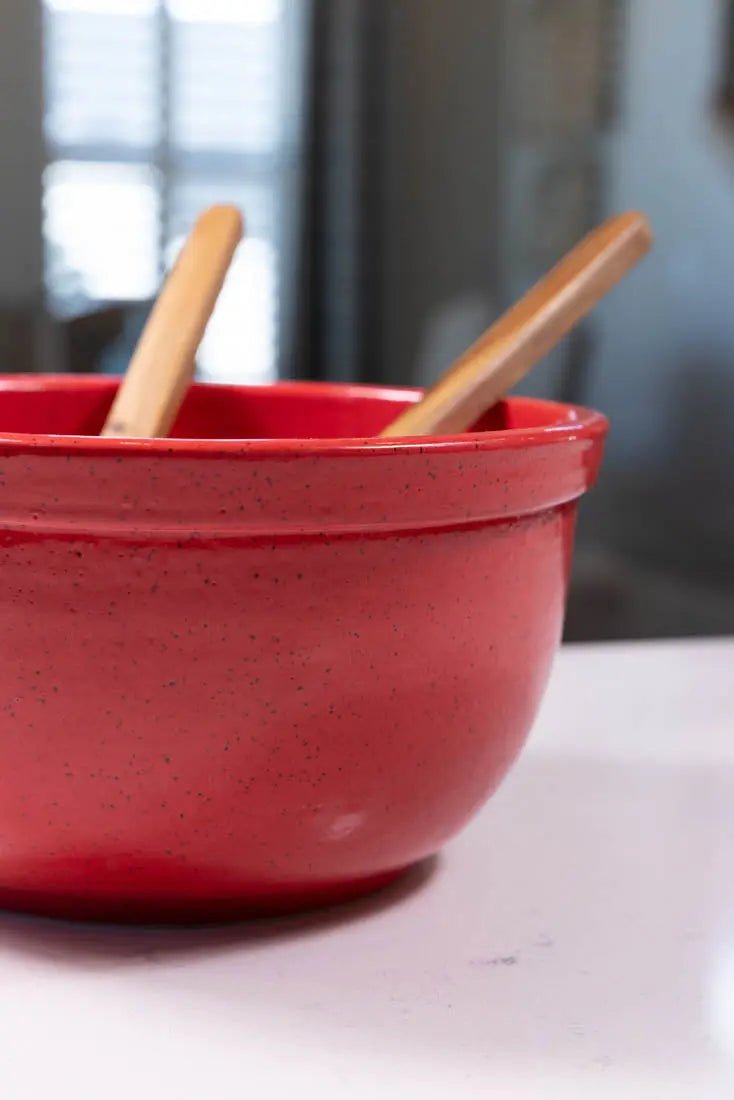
[0,375,607,922]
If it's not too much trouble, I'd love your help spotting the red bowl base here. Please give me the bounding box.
[0,867,412,925]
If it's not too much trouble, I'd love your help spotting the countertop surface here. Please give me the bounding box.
[1,638,732,1099]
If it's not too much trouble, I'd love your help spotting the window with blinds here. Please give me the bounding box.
[42,0,301,383]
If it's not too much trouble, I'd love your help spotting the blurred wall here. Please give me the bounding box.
[376,0,617,398]
[0,0,45,370]
[379,0,503,387]
[586,0,734,583]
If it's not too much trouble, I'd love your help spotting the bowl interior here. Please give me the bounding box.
[0,376,591,443]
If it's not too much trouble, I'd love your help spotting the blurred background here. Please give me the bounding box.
[1,0,733,641]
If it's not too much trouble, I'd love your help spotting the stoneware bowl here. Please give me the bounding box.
[0,375,607,922]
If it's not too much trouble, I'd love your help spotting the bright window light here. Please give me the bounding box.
[167,0,281,26]
[44,161,160,306]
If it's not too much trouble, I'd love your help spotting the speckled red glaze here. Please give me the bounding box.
[0,375,606,922]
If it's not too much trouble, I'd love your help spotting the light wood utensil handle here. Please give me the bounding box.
[381,211,652,439]
[102,204,244,438]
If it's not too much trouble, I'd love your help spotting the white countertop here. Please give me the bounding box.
[1,638,733,1099]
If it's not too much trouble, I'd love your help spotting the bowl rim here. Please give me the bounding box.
[0,375,608,457]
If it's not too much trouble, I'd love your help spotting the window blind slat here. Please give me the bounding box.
[171,23,281,153]
[42,0,291,383]
[45,12,160,148]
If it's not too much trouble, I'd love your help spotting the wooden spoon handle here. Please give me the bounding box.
[102,204,244,439]
[381,211,652,439]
